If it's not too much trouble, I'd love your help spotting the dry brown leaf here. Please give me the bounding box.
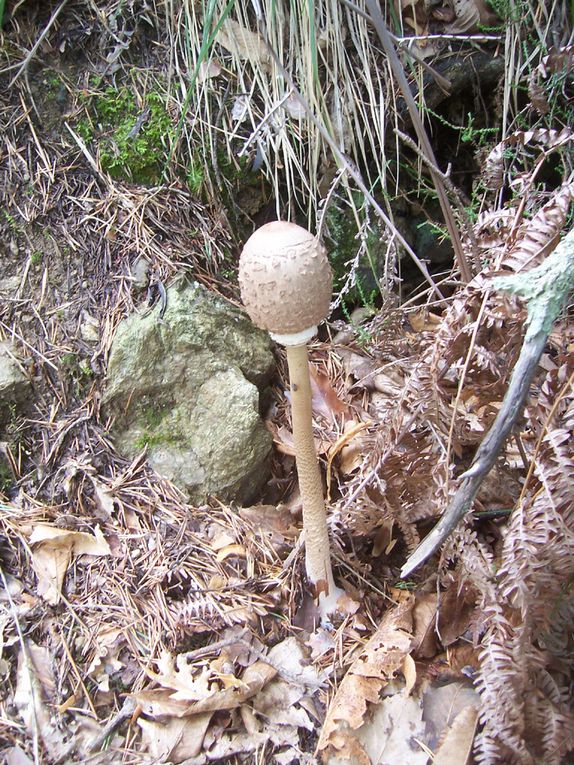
[216,19,271,70]
[402,653,417,695]
[433,704,480,765]
[198,59,222,82]
[408,309,442,333]
[437,580,478,647]
[238,504,299,541]
[306,628,336,659]
[149,651,213,701]
[29,524,111,604]
[371,517,395,557]
[412,592,439,658]
[353,693,428,765]
[86,626,125,691]
[147,649,277,712]
[262,638,312,683]
[134,688,198,718]
[422,680,481,751]
[138,712,212,763]
[336,348,379,388]
[317,597,414,760]
[283,92,307,120]
[309,365,351,421]
[207,522,236,550]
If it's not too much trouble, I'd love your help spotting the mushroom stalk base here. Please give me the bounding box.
[286,343,338,607]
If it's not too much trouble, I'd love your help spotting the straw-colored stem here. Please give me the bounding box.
[285,343,336,599]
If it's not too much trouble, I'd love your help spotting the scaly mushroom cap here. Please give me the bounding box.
[239,221,332,336]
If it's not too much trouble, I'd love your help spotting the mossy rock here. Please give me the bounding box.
[103,280,275,504]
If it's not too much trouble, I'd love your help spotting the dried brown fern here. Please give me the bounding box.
[472,355,574,764]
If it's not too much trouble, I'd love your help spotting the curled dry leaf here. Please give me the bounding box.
[29,524,111,604]
[326,420,371,495]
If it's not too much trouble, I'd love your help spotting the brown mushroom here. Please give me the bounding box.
[239,221,342,617]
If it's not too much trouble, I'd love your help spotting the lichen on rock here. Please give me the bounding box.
[103,279,274,504]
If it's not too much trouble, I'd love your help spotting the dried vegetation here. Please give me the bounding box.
[0,0,573,764]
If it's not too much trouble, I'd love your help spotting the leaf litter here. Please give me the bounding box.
[0,2,573,764]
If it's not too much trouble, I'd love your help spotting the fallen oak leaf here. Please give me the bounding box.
[134,688,198,718]
[145,650,278,711]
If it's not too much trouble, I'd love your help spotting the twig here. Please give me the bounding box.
[86,696,136,753]
[181,628,250,661]
[401,226,574,577]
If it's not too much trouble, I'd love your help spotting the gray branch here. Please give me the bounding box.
[401,226,574,578]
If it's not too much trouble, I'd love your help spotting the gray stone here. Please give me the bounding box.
[130,256,151,289]
[0,342,31,429]
[104,279,274,504]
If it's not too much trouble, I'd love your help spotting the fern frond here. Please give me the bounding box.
[501,180,574,272]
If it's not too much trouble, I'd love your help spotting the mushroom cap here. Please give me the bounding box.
[238,221,332,336]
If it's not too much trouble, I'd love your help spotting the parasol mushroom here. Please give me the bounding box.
[239,221,343,617]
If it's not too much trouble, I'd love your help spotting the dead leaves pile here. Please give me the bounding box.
[131,634,326,763]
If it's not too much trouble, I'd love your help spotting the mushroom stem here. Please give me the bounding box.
[285,342,337,601]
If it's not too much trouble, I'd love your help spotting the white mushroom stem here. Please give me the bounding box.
[285,342,337,603]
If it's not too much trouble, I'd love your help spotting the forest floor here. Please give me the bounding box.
[1,3,573,765]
